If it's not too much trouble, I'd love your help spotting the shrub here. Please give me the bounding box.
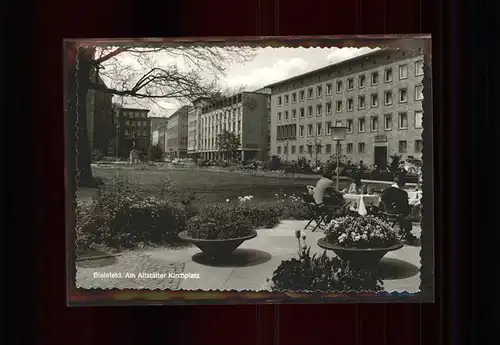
[269,234,383,292]
[76,176,188,250]
[148,144,164,162]
[325,215,399,249]
[186,203,254,240]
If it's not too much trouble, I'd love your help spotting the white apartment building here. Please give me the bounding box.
[266,48,426,169]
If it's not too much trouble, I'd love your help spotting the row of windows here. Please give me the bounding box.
[124,130,148,137]
[276,139,423,155]
[201,95,243,114]
[123,111,148,119]
[124,120,149,127]
[276,61,424,106]
[276,86,423,121]
[276,111,423,140]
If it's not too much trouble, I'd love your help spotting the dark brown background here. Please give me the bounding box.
[6,0,488,343]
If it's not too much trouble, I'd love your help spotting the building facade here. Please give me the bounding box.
[116,108,151,158]
[195,92,269,161]
[187,106,200,159]
[166,106,191,158]
[149,117,169,150]
[267,49,425,169]
[86,71,114,155]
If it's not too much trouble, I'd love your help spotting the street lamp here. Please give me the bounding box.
[284,140,289,162]
[331,125,348,190]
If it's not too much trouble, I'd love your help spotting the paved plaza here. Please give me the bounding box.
[76,220,421,292]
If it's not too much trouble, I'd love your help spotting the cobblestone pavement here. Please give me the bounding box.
[76,251,185,290]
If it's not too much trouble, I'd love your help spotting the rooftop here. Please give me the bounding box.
[263,48,412,88]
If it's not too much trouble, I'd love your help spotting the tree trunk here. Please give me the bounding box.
[67,49,93,187]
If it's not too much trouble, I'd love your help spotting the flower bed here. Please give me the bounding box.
[75,179,314,252]
[269,232,383,292]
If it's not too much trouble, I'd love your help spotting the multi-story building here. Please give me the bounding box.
[149,116,169,149]
[116,108,151,158]
[195,92,269,161]
[166,106,191,158]
[187,106,201,159]
[86,71,114,155]
[266,49,425,169]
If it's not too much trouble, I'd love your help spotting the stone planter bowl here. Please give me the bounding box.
[178,230,257,260]
[317,238,403,268]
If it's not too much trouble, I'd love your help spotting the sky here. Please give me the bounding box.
[103,46,379,117]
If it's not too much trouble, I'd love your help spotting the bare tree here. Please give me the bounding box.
[66,44,255,187]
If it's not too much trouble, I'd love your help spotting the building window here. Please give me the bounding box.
[371,117,379,131]
[371,72,379,85]
[415,85,424,101]
[415,111,423,129]
[316,86,322,98]
[358,118,366,133]
[326,144,332,153]
[347,98,354,111]
[347,119,353,133]
[307,106,313,117]
[415,60,424,76]
[299,145,304,153]
[384,91,393,105]
[326,102,332,115]
[358,142,366,154]
[335,120,343,127]
[307,124,313,136]
[284,95,289,104]
[299,125,305,137]
[316,104,322,116]
[284,111,289,120]
[292,109,297,119]
[359,75,366,88]
[307,145,313,154]
[277,96,282,106]
[316,145,322,154]
[143,130,147,136]
[347,78,354,90]
[300,108,305,118]
[326,121,332,135]
[385,68,393,82]
[415,140,423,153]
[398,112,408,129]
[398,140,407,153]
[371,93,379,107]
[291,145,296,154]
[358,95,366,109]
[277,146,281,154]
[299,90,305,102]
[399,64,408,79]
[308,88,314,99]
[346,143,353,154]
[399,88,408,103]
[336,80,343,93]
[336,100,343,113]
[277,112,282,122]
[316,123,322,136]
[284,146,288,154]
[326,83,332,95]
[292,93,297,103]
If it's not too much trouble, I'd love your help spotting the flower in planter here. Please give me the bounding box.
[268,235,383,292]
[325,215,399,249]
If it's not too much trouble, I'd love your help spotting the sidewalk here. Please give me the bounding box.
[76,220,421,293]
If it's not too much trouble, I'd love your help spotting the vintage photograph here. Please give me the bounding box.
[68,38,431,295]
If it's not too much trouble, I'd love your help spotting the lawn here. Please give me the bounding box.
[78,166,397,203]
